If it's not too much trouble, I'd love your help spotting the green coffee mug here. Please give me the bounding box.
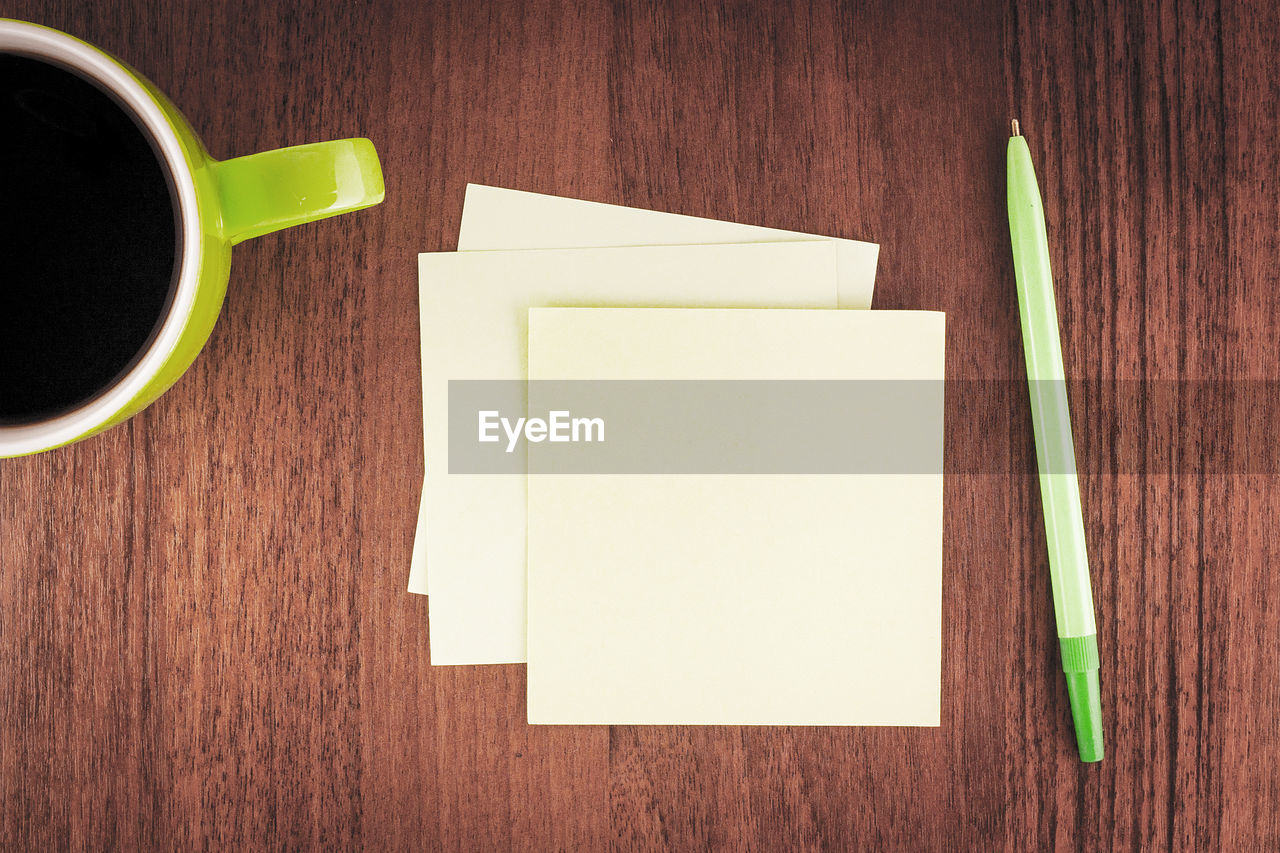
[0,20,384,457]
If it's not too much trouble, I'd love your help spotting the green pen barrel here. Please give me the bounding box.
[1008,130,1104,763]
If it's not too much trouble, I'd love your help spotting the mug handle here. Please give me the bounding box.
[211,138,385,244]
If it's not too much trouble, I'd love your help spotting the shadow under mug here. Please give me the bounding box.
[0,19,385,457]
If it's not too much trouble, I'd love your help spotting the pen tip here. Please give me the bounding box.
[1011,118,1021,136]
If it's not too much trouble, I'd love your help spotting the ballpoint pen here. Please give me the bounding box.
[1007,119,1104,763]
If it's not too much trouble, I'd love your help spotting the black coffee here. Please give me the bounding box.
[0,53,178,424]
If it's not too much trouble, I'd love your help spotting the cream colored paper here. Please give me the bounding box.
[526,308,944,725]
[421,244,840,665]
[408,186,881,597]
[458,184,880,309]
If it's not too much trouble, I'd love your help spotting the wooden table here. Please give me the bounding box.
[3,0,1277,848]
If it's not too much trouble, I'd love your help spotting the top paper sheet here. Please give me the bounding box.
[458,184,880,309]
[526,308,945,725]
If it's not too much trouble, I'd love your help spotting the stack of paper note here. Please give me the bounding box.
[413,185,944,726]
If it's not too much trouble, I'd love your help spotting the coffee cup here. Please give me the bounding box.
[0,20,385,456]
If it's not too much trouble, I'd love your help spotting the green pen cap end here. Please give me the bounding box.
[1065,668,1104,762]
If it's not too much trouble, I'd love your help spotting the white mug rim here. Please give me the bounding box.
[0,20,202,457]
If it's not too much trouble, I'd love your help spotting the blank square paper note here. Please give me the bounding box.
[421,244,840,665]
[525,308,945,725]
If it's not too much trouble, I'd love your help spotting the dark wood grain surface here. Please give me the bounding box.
[2,0,1277,848]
